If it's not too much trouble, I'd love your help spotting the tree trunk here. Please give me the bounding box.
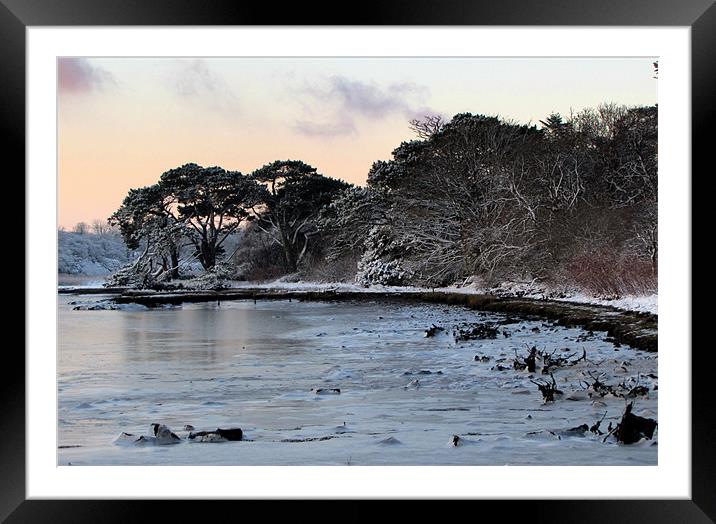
[283,244,298,273]
[170,246,180,279]
[278,228,298,272]
[199,239,216,270]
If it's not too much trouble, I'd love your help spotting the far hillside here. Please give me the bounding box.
[58,230,134,276]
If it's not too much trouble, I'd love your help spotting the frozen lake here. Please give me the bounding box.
[58,295,658,465]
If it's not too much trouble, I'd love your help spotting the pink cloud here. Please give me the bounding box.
[58,58,114,94]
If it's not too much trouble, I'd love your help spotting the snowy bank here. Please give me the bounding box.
[226,280,658,315]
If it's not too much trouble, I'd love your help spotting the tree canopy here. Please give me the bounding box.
[107,102,657,297]
[250,160,351,272]
[159,163,261,270]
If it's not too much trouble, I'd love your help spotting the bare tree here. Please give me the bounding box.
[91,218,110,236]
[73,222,89,235]
[408,114,446,140]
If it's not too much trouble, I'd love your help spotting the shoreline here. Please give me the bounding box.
[59,285,658,352]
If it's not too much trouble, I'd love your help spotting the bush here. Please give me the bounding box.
[181,263,235,290]
[355,226,413,287]
[231,224,289,282]
[241,263,287,282]
[563,250,657,298]
[356,258,412,287]
[301,253,359,283]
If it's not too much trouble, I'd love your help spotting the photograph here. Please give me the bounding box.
[57,56,660,467]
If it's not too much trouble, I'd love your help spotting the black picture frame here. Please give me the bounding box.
[5,0,711,521]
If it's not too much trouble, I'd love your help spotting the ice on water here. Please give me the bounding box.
[58,295,657,465]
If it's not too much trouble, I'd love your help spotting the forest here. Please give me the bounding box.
[99,103,657,298]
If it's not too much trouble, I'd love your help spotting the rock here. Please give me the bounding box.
[113,432,141,446]
[557,424,589,437]
[114,424,181,446]
[424,324,444,337]
[313,388,341,395]
[150,423,182,445]
[188,427,243,442]
[610,402,657,444]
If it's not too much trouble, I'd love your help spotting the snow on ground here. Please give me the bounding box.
[58,295,657,466]
[550,292,658,315]
[57,272,657,316]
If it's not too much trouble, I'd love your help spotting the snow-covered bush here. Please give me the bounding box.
[104,259,166,289]
[356,258,412,287]
[181,263,235,290]
[355,226,413,287]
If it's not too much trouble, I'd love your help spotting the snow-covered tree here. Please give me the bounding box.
[109,184,185,280]
[317,186,391,262]
[250,160,350,272]
[159,164,261,270]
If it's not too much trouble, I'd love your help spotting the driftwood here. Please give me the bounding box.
[604,402,657,444]
[530,373,563,403]
[590,412,608,435]
[513,346,538,372]
[582,372,650,399]
[625,385,650,398]
[540,348,586,374]
[582,371,617,397]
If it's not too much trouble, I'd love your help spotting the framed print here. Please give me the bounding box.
[5,0,713,520]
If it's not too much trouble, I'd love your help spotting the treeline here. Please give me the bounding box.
[107,160,349,287]
[107,104,657,296]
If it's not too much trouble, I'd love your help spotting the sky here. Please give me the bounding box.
[58,57,656,229]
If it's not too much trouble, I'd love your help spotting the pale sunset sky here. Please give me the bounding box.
[58,57,656,229]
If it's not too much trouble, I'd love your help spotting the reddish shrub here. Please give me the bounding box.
[565,251,657,297]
